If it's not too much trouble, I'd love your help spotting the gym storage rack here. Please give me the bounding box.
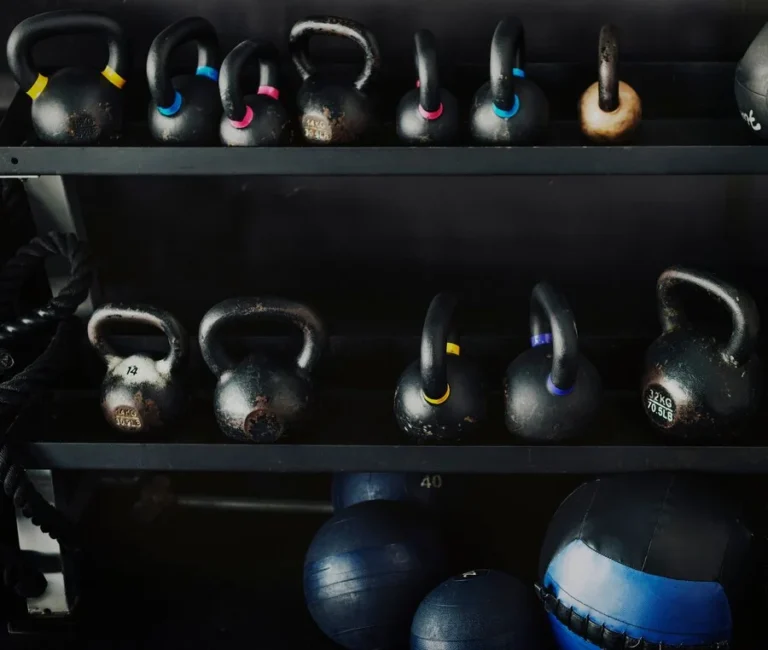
[1,19,768,476]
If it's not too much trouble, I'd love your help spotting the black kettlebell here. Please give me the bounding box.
[88,304,188,433]
[396,30,458,145]
[394,293,486,443]
[219,40,291,146]
[736,22,768,136]
[504,282,602,442]
[6,10,129,145]
[470,17,549,145]
[147,17,222,145]
[289,16,381,144]
[199,297,327,442]
[642,267,762,440]
[579,25,641,144]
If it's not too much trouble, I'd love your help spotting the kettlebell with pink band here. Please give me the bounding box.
[219,39,291,146]
[396,29,458,145]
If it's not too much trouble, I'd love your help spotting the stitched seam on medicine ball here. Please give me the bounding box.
[578,479,600,542]
[534,584,731,650]
[641,475,675,572]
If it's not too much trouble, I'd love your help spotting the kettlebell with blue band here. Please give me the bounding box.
[6,10,128,145]
[219,40,290,146]
[470,17,549,145]
[504,282,601,442]
[147,17,222,145]
[394,292,486,443]
[396,30,458,145]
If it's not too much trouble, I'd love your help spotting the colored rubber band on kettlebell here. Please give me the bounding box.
[423,384,451,405]
[419,103,444,120]
[196,66,219,82]
[493,95,520,119]
[230,105,254,129]
[547,374,574,396]
[446,342,461,356]
[531,333,553,347]
[158,91,182,116]
[257,86,280,100]
[101,66,126,89]
[512,67,526,78]
[26,74,48,100]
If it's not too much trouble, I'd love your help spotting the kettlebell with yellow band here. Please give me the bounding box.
[394,292,487,443]
[7,10,128,145]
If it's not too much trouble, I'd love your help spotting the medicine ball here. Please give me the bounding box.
[537,474,755,650]
[304,500,446,650]
[331,472,447,511]
[411,569,545,650]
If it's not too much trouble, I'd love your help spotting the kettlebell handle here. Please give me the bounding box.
[147,16,220,111]
[87,304,188,376]
[219,40,280,123]
[289,16,381,92]
[657,267,759,367]
[598,24,620,113]
[198,297,327,377]
[490,17,525,114]
[530,282,579,393]
[7,10,129,97]
[420,292,460,402]
[414,29,441,114]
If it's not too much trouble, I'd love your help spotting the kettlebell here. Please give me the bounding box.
[394,293,486,443]
[736,22,768,136]
[147,17,222,145]
[470,17,549,145]
[199,297,327,442]
[642,267,762,441]
[289,16,381,144]
[88,304,188,434]
[219,40,291,146]
[504,282,602,442]
[6,10,129,145]
[579,24,641,144]
[396,30,458,145]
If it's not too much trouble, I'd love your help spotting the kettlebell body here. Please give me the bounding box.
[470,18,549,145]
[147,17,222,145]
[199,297,327,443]
[396,30,458,145]
[219,40,290,146]
[735,22,768,136]
[88,304,188,433]
[642,267,762,440]
[7,10,129,145]
[579,25,641,144]
[394,293,486,443]
[290,16,381,144]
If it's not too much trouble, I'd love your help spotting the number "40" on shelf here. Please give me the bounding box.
[420,475,443,489]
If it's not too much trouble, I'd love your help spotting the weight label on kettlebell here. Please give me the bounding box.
[114,406,142,430]
[645,386,675,425]
[126,365,138,376]
[302,116,332,143]
[420,475,443,489]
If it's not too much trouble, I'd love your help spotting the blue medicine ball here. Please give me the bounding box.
[304,500,445,650]
[411,569,544,650]
[331,472,447,511]
[537,474,755,650]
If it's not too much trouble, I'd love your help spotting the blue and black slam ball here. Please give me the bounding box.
[537,474,755,649]
[304,500,446,650]
[411,569,545,650]
[332,472,447,511]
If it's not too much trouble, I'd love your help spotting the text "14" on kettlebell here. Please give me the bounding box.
[88,304,188,433]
